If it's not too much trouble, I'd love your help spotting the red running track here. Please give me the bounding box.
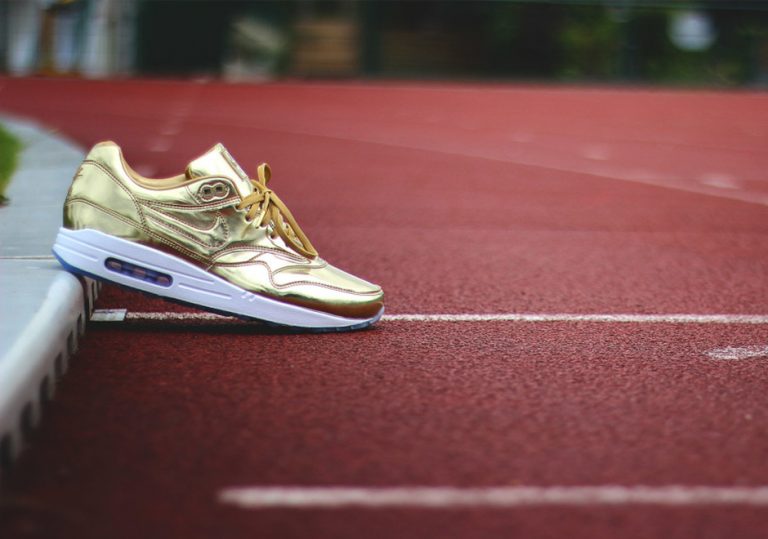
[1,78,768,538]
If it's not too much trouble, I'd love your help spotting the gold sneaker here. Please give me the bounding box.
[52,142,384,330]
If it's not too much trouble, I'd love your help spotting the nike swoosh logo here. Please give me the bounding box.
[140,201,227,248]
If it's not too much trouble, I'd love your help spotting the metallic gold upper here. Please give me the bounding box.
[64,141,383,318]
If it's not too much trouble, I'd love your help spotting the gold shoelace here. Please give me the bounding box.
[236,163,318,259]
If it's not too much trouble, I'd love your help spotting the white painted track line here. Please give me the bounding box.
[386,313,768,324]
[91,309,768,325]
[706,345,768,360]
[218,485,768,509]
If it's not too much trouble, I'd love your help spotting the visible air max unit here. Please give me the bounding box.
[53,142,384,330]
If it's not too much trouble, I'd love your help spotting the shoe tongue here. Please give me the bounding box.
[186,143,253,198]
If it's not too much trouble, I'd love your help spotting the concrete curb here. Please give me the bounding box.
[0,114,98,471]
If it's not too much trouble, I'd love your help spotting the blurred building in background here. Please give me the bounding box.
[1,0,137,77]
[1,0,767,86]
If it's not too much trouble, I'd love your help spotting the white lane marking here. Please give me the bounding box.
[581,144,611,161]
[127,311,226,321]
[385,313,768,324]
[0,255,56,260]
[90,309,127,322]
[706,345,768,360]
[218,485,768,509]
[133,164,158,177]
[148,137,172,153]
[698,173,741,190]
[90,310,768,325]
[160,122,181,136]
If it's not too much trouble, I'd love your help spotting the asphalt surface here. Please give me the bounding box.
[0,77,767,539]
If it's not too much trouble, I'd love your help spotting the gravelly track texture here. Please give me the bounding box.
[1,78,767,539]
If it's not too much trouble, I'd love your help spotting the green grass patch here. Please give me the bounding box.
[0,123,22,205]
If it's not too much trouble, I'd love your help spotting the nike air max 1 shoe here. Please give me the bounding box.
[53,142,384,330]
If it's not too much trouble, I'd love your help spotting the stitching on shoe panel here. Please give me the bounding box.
[215,260,380,295]
[142,205,223,232]
[145,213,228,249]
[212,244,307,263]
[271,258,327,273]
[83,160,146,226]
[138,196,238,211]
[65,198,209,265]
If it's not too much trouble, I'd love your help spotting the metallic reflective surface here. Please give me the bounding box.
[63,142,383,318]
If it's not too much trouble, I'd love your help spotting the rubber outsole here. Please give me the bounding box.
[52,228,383,333]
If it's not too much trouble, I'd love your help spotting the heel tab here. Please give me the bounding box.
[89,140,121,153]
[93,140,119,148]
[85,140,124,163]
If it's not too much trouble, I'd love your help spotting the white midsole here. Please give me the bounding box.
[52,228,382,329]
